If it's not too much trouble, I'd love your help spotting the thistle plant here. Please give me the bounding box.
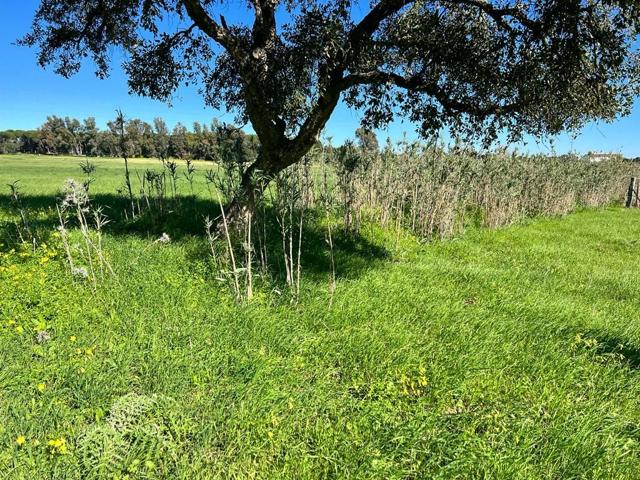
[204,216,219,266]
[164,160,179,197]
[184,158,196,195]
[57,178,115,289]
[114,110,135,216]
[216,192,241,301]
[140,168,167,215]
[79,159,96,192]
[7,181,32,244]
[204,169,217,199]
[319,149,337,305]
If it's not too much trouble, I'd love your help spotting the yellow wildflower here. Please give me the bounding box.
[16,435,26,446]
[36,382,46,392]
[47,438,67,454]
[70,335,77,342]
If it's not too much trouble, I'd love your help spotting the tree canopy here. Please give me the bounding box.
[21,0,640,213]
[0,115,259,162]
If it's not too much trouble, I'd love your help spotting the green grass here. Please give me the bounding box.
[1,154,640,479]
[0,154,215,197]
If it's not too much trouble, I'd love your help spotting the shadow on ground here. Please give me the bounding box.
[592,333,640,370]
[0,193,391,282]
[571,327,640,371]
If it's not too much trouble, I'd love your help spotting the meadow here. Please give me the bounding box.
[1,153,640,479]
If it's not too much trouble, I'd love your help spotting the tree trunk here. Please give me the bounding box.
[220,76,340,227]
[223,168,264,228]
[222,151,287,227]
[221,140,313,228]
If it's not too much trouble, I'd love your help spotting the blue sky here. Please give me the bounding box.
[1,1,639,157]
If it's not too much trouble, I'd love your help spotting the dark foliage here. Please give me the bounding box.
[0,115,259,162]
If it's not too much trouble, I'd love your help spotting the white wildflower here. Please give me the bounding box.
[71,266,89,279]
[35,330,51,344]
[155,233,171,244]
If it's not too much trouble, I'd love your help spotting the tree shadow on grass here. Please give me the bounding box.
[179,204,391,283]
[594,334,640,370]
[572,328,640,370]
[0,193,391,281]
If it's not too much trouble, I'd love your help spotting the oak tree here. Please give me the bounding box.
[22,0,640,220]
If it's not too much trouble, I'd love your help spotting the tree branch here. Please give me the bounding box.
[346,0,415,60]
[288,1,417,162]
[342,70,523,116]
[250,0,279,52]
[445,0,538,32]
[181,0,286,150]
[181,0,246,61]
[288,78,344,162]
[161,23,197,51]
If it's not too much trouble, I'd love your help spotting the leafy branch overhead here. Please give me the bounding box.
[22,1,640,142]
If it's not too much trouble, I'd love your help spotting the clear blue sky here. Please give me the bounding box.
[1,1,639,157]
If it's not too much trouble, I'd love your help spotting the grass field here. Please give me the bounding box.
[2,154,640,479]
[0,154,215,196]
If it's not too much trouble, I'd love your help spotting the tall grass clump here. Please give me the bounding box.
[329,143,636,241]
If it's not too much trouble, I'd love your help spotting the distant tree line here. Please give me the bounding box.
[0,115,260,163]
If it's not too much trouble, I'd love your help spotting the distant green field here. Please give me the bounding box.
[0,154,216,197]
[2,155,640,478]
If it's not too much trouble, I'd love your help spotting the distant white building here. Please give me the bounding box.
[586,152,623,162]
